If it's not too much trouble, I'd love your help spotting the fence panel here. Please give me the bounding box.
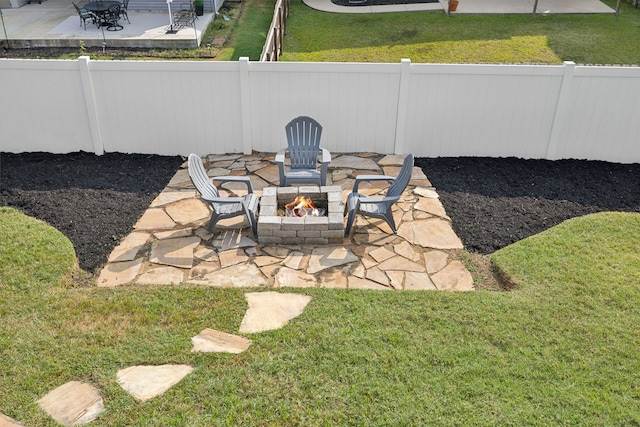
[2,58,640,163]
[246,61,400,155]
[0,59,95,153]
[402,63,564,158]
[555,66,640,163]
[86,60,243,156]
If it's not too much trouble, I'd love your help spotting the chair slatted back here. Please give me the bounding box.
[285,116,323,170]
[387,154,414,199]
[188,154,219,200]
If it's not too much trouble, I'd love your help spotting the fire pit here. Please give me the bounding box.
[258,186,344,245]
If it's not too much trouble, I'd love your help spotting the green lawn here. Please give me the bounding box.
[279,0,640,64]
[2,207,640,425]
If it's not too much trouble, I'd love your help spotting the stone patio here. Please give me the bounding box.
[96,152,473,291]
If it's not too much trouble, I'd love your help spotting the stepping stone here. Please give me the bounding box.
[134,208,176,231]
[212,230,257,251]
[331,155,380,170]
[150,190,197,207]
[194,246,219,262]
[165,199,210,225]
[239,292,312,333]
[149,236,201,269]
[207,154,241,162]
[96,258,144,287]
[37,381,104,426]
[191,328,252,353]
[0,413,24,427]
[307,247,359,274]
[431,261,474,291]
[136,266,185,285]
[108,232,150,262]
[116,365,193,401]
[386,270,405,289]
[318,269,349,288]
[382,166,431,187]
[398,219,463,250]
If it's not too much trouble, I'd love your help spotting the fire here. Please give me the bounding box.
[285,195,321,217]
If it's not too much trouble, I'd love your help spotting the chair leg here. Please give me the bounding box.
[344,208,357,237]
[384,209,397,233]
[208,213,221,232]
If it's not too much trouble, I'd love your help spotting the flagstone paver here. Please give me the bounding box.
[431,261,474,291]
[96,258,144,287]
[0,413,24,427]
[149,236,201,269]
[116,365,193,401]
[191,328,252,353]
[239,292,312,333]
[307,246,360,274]
[96,152,473,291]
[37,381,104,426]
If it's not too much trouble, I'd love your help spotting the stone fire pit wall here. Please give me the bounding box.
[258,186,344,245]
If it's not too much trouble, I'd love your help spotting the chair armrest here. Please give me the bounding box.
[320,147,331,164]
[210,176,254,193]
[201,195,245,204]
[275,149,286,164]
[353,175,394,193]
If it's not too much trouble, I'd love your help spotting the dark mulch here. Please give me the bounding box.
[2,152,639,276]
[0,152,183,274]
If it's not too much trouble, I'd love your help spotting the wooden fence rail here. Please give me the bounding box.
[259,0,289,62]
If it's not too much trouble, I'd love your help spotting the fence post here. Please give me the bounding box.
[77,56,104,155]
[394,58,411,155]
[239,57,253,155]
[546,61,576,160]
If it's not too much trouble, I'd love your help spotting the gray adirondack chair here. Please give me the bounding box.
[344,153,414,237]
[275,116,331,187]
[188,153,259,236]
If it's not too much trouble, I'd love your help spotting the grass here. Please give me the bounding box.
[2,207,640,425]
[280,0,640,64]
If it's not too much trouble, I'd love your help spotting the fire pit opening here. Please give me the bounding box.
[283,195,327,218]
[258,186,344,245]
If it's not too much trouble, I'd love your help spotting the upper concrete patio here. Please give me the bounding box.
[0,0,214,48]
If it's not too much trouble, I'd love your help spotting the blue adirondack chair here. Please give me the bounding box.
[344,153,414,237]
[188,153,259,236]
[275,116,331,187]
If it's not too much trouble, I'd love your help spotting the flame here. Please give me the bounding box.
[285,195,320,217]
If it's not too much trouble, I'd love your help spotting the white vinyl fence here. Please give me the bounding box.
[1,57,640,163]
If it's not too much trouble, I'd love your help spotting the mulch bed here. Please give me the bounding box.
[2,152,639,275]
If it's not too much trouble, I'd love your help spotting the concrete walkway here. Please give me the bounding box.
[96,152,474,291]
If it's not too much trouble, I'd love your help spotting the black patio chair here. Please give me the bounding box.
[119,0,131,24]
[73,2,97,30]
[102,3,123,31]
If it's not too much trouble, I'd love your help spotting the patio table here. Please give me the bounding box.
[84,1,120,28]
